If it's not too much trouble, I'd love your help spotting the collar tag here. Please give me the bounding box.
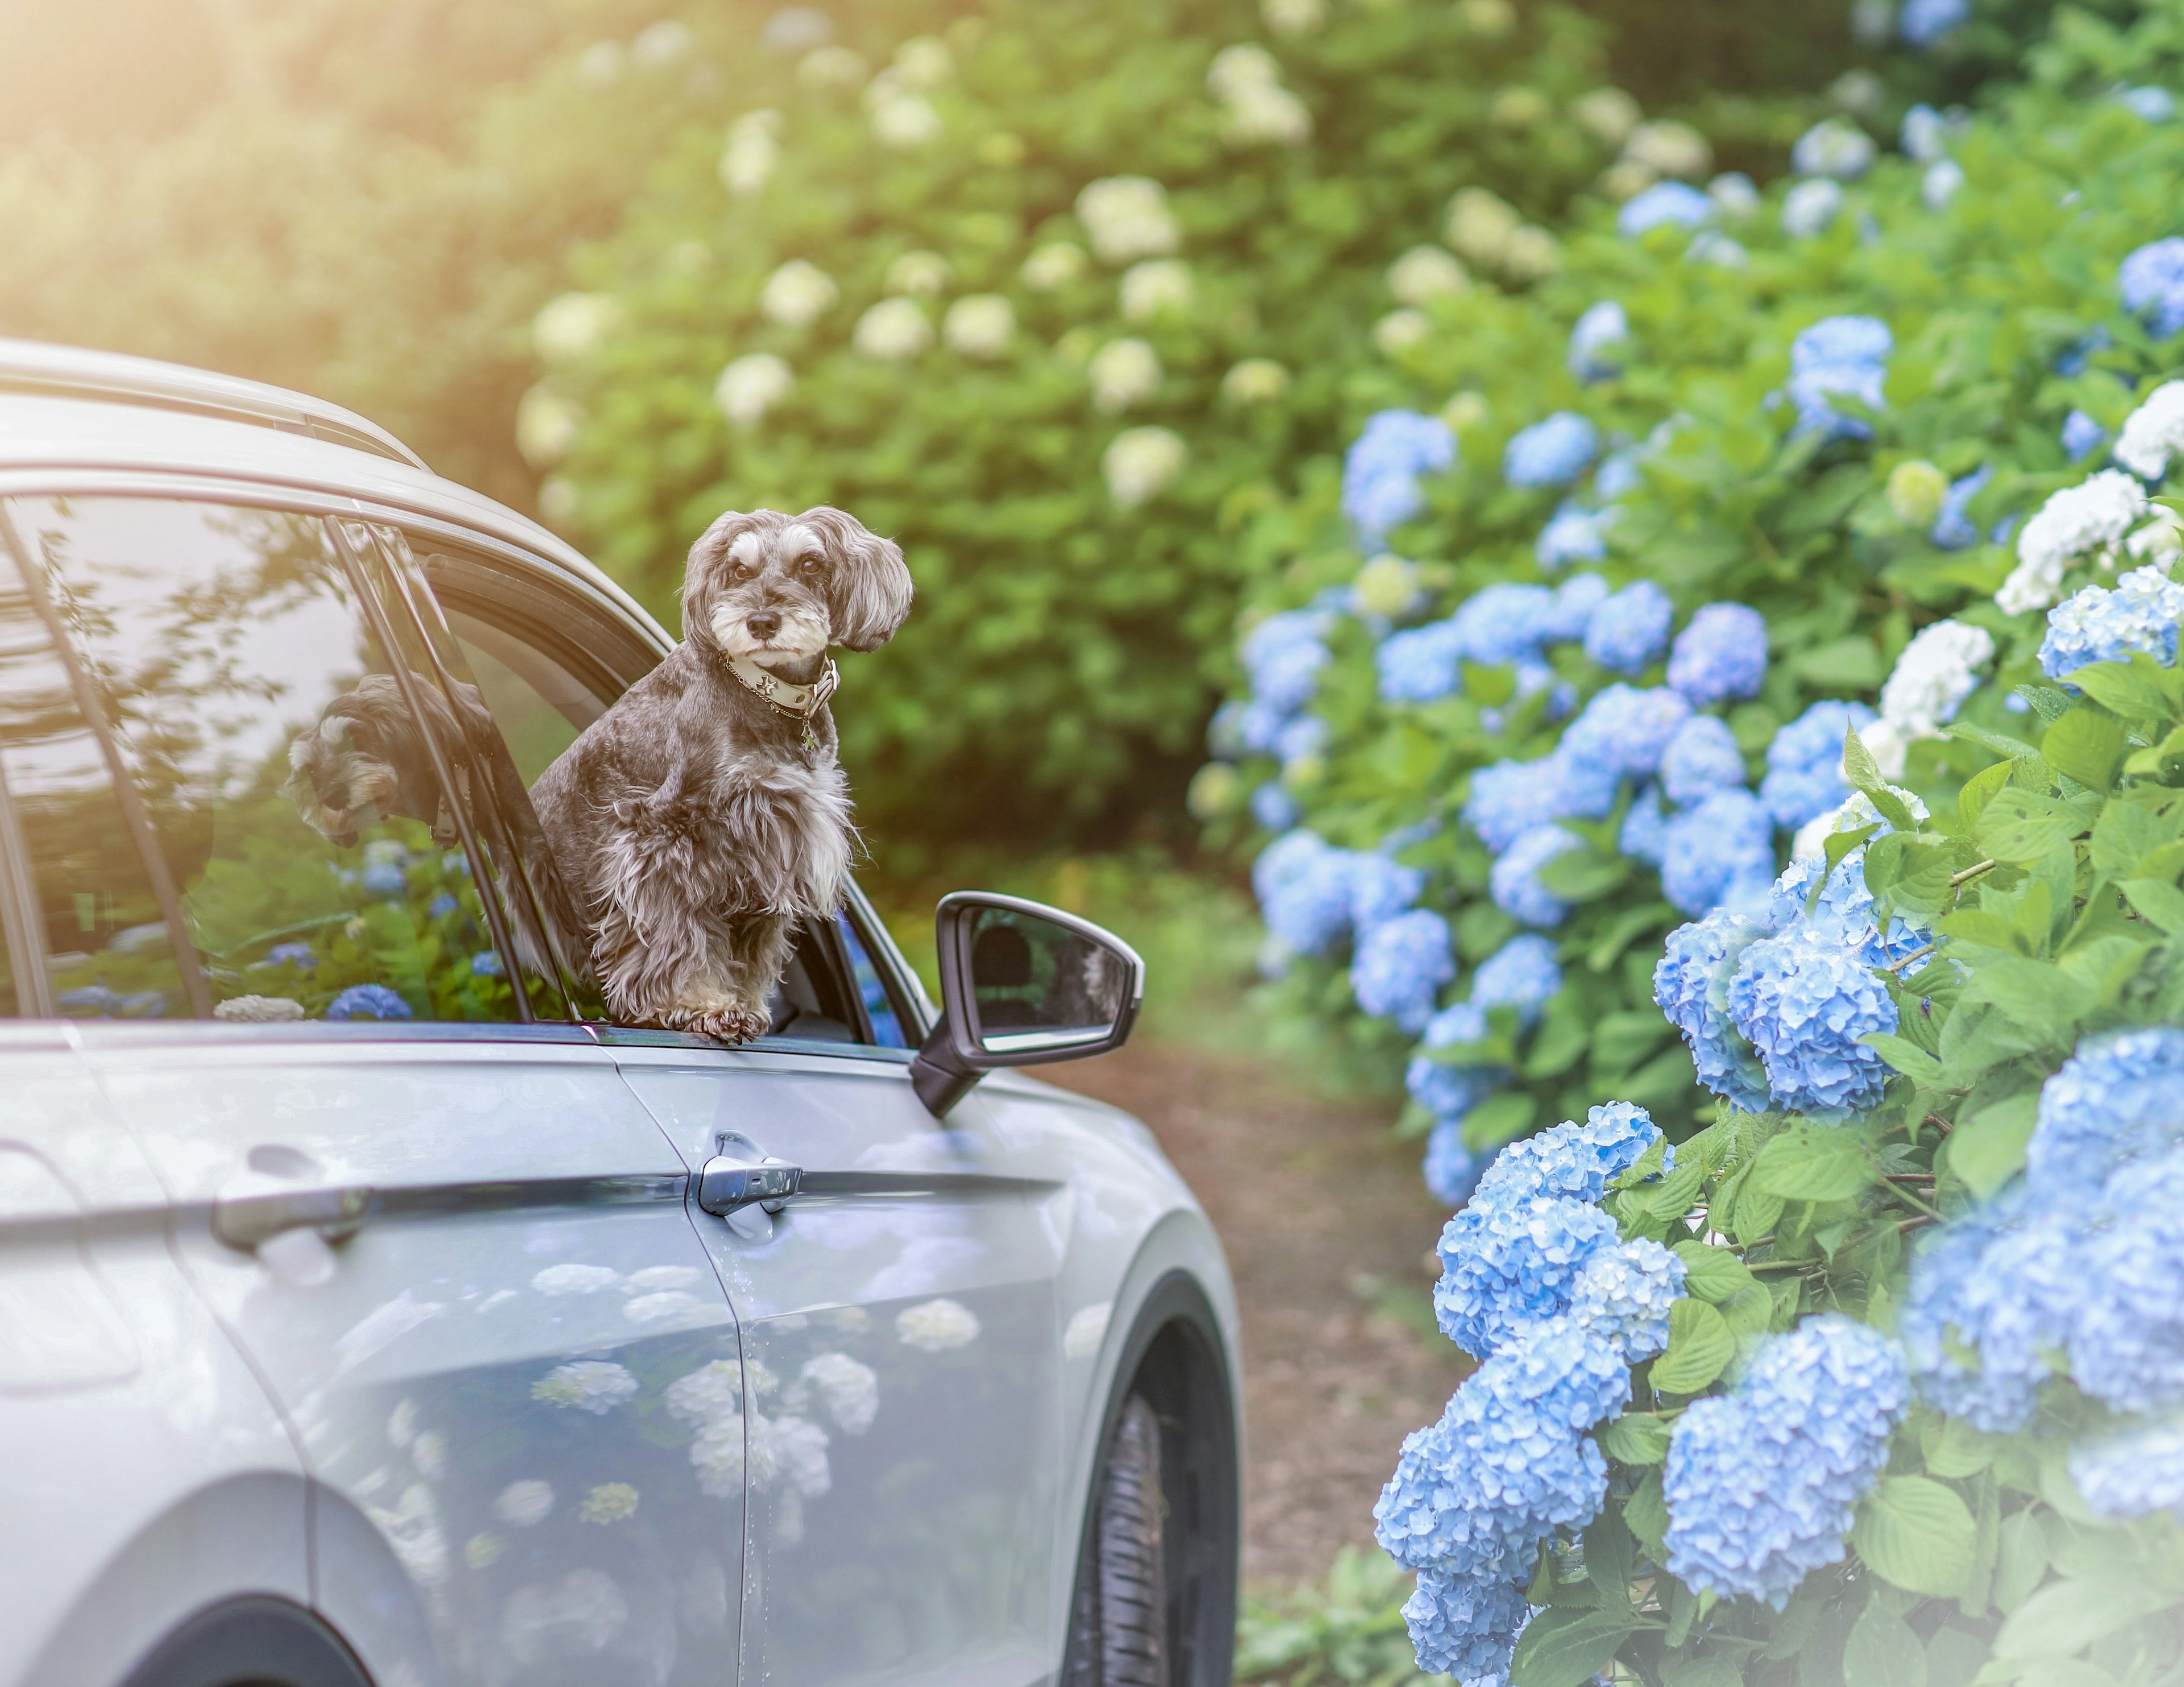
[727,652,839,721]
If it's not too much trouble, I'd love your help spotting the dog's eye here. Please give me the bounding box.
[797,553,822,573]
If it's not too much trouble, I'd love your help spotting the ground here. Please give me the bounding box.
[1039,1038,1470,1590]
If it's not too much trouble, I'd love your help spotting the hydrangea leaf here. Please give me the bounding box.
[1598,1411,1672,1465]
[1717,1283,1774,1341]
[1649,1298,1736,1394]
[1792,636,1887,689]
[2088,797,2179,877]
[1843,729,1920,833]
[2065,658,2177,724]
[2012,685,2076,727]
[1864,1034,1944,1085]
[1957,957,2093,1041]
[1660,1653,1742,1687]
[2120,877,2184,935]
[1734,1184,1785,1247]
[1628,1147,1706,1221]
[1919,1415,2000,1480]
[1956,758,2017,838]
[1583,1511,1637,1608]
[2041,711,2127,793]
[1841,1598,1927,1687]
[1975,787,2094,866]
[1851,1475,1977,1598]
[1460,1090,1536,1154]
[1670,1239,1760,1305]
[1943,1092,2037,1199]
[1992,1577,2173,1664]
[1945,719,2045,764]
[1751,1126,1872,1203]
[1507,1607,1632,1687]
[1991,1511,2050,1614]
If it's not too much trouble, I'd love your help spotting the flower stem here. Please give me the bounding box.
[1950,858,1997,889]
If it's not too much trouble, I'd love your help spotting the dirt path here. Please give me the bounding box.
[1037,1039,1470,1590]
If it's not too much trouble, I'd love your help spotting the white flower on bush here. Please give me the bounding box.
[631,20,693,65]
[1225,81,1312,147]
[2115,379,2184,480]
[1261,0,1326,34]
[531,1359,638,1414]
[533,292,622,364]
[2128,507,2184,566]
[1021,242,1086,291]
[896,1296,982,1351]
[1207,43,1280,101]
[1998,470,2150,614]
[1388,246,1470,307]
[515,386,584,467]
[891,35,953,89]
[1120,258,1195,322]
[1223,358,1290,403]
[1877,618,1995,740]
[759,259,838,328]
[886,250,953,297]
[1709,171,1761,218]
[942,295,1015,359]
[1791,117,1877,180]
[714,354,793,428]
[1781,178,1843,238]
[867,82,942,148]
[1444,187,1519,268]
[1354,553,1423,616]
[719,110,781,198]
[1103,427,1187,507]
[1374,310,1430,355]
[799,45,868,89]
[796,1352,879,1434]
[214,994,304,1022]
[664,1359,745,1427]
[1572,87,1641,147]
[494,1479,554,1528]
[1622,119,1711,180]
[853,299,932,360]
[538,477,579,529]
[1922,159,1966,210]
[1089,337,1161,412]
[1077,176,1180,264]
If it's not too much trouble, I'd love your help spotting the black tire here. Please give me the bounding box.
[1085,1396,1169,1687]
[117,1595,371,1687]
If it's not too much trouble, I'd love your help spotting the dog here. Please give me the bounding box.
[527,506,912,1042]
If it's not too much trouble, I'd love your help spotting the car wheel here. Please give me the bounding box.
[1070,1395,1169,1687]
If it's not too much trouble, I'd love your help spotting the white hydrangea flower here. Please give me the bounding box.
[531,1262,620,1296]
[1443,188,1520,267]
[1622,119,1711,180]
[798,45,869,89]
[1103,426,1187,507]
[1089,337,1162,412]
[1686,231,1747,268]
[1222,358,1290,403]
[1922,159,1966,210]
[2128,508,2184,567]
[798,1352,879,1434]
[689,1416,743,1497]
[868,88,942,148]
[750,1411,833,1497]
[1572,88,1641,147]
[1353,553,1423,616]
[1708,171,1761,218]
[891,35,953,90]
[715,354,793,428]
[1877,619,1995,739]
[1223,80,1312,146]
[1500,225,1561,284]
[759,259,838,328]
[369,1485,449,1586]
[1373,310,1430,355]
[1120,258,1195,322]
[1261,0,1326,34]
[515,386,584,467]
[853,298,933,360]
[943,294,1016,359]
[895,1296,983,1351]
[1388,246,1469,306]
[665,1359,746,1427]
[1076,177,1180,265]
[532,292,622,364]
[719,110,781,198]
[1998,469,2150,614]
[1021,242,1087,291]
[495,1478,555,1528]
[1791,117,1877,180]
[531,1359,639,1413]
[1792,784,1930,860]
[632,21,694,66]
[214,994,304,1022]
[578,1482,640,1524]
[1207,43,1281,100]
[2115,379,2184,480]
[886,250,953,297]
[1780,177,1843,238]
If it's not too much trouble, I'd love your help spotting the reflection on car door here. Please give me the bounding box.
[7,492,747,1687]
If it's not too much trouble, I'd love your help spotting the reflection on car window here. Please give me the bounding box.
[12,496,519,1025]
[837,914,906,1047]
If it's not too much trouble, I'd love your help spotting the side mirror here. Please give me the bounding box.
[907,892,1145,1116]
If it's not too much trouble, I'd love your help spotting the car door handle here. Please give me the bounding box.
[695,1155,801,1216]
[213,1184,374,1250]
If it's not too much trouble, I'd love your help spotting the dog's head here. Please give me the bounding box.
[283,674,442,849]
[682,507,913,673]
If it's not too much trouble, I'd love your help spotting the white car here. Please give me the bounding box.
[0,339,1240,1687]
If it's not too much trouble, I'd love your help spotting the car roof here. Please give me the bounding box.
[0,337,672,654]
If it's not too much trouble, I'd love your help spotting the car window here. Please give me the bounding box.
[8,495,521,1026]
[838,911,908,1047]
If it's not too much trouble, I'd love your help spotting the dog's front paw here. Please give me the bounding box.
[661,1000,773,1044]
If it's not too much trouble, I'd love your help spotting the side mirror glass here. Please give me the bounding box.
[908,892,1144,1116]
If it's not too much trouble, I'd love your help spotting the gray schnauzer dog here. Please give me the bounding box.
[529,505,912,1042]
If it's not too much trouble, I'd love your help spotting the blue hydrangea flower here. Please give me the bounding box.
[1595,447,1644,501]
[2063,408,2110,461]
[1253,831,1349,951]
[2038,563,2184,683]
[1432,1196,1623,1360]
[1451,583,1560,667]
[2121,85,2179,123]
[1659,715,1746,809]
[1206,699,1248,759]
[1570,1238,1686,1363]
[1583,581,1674,673]
[1791,118,1877,181]
[2024,1026,2184,1197]
[2058,326,2115,378]
[1767,851,1932,972]
[2121,238,2184,340]
[2069,1151,2184,1414]
[1491,824,1582,928]
[1472,1102,1662,1209]
[1274,714,1326,768]
[1240,609,1332,715]
[1424,1118,1488,1208]
[1343,410,1457,538]
[1929,464,1993,550]
[1350,853,1426,931]
[1563,683,1692,780]
[1620,784,1670,867]
[1472,935,1562,1025]
[1545,573,1609,643]
[1567,301,1630,381]
[1503,413,1600,489]
[1760,700,1876,828]
[1408,1001,1503,1120]
[1900,103,1950,163]
[327,983,413,1022]
[361,860,408,899]
[1654,907,1773,1113]
[263,941,317,972]
[1661,790,1776,917]
[470,951,504,978]
[1250,781,1298,831]
[1536,504,1611,570]
[1667,603,1769,704]
[1378,619,1465,703]
[1465,752,1620,855]
[1785,316,1892,442]
[1899,0,1968,44]
[428,892,460,921]
[1726,923,1897,1117]
[1663,1316,1909,1606]
[1618,181,1713,238]
[1401,1569,1532,1683]
[1352,909,1454,1033]
[2068,1418,2184,1520]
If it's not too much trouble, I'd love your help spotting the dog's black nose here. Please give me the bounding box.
[746,611,781,639]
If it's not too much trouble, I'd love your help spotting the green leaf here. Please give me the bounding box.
[1661,1656,1743,1687]
[1794,636,1886,689]
[2121,877,2184,935]
[1583,1511,1636,1607]
[1946,1093,2038,1200]
[1671,1239,1761,1305]
[1536,844,1629,903]
[1990,1510,2049,1614]
[1717,1283,1774,1340]
[1921,1415,2000,1479]
[1651,1299,1737,1394]
[1865,1033,1944,1084]
[1844,728,1918,832]
[1624,1468,1670,1559]
[1734,1185,1785,1246]
[1945,719,2044,762]
[2041,711,2127,793]
[2089,798,2178,878]
[1598,1412,1671,1466]
[1975,787,2088,866]
[1842,1599,1929,1687]
[1956,757,2016,837]
[1959,957,2093,1039]
[1751,1126,1873,1203]
[2013,683,2075,725]
[1462,1091,1537,1154]
[1852,1476,1978,1597]
[1507,1607,1632,1687]
[1630,1149,1707,1220]
[1992,1577,2170,1661]
[2065,658,2177,724]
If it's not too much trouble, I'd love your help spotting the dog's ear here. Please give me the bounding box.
[680,509,771,647]
[800,506,913,652]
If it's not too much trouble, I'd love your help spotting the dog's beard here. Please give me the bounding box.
[284,724,402,849]
[708,600,830,672]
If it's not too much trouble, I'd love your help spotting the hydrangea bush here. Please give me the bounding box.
[1203,0,2184,1201]
[1376,557,2184,1683]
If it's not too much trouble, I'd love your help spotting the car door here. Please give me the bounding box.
[5,491,747,1687]
[427,551,1068,1687]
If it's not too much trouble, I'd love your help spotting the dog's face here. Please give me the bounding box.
[683,507,913,672]
[284,710,401,849]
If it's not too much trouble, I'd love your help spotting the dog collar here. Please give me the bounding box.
[725,650,839,720]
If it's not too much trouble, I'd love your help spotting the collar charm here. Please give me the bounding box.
[726,651,840,727]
